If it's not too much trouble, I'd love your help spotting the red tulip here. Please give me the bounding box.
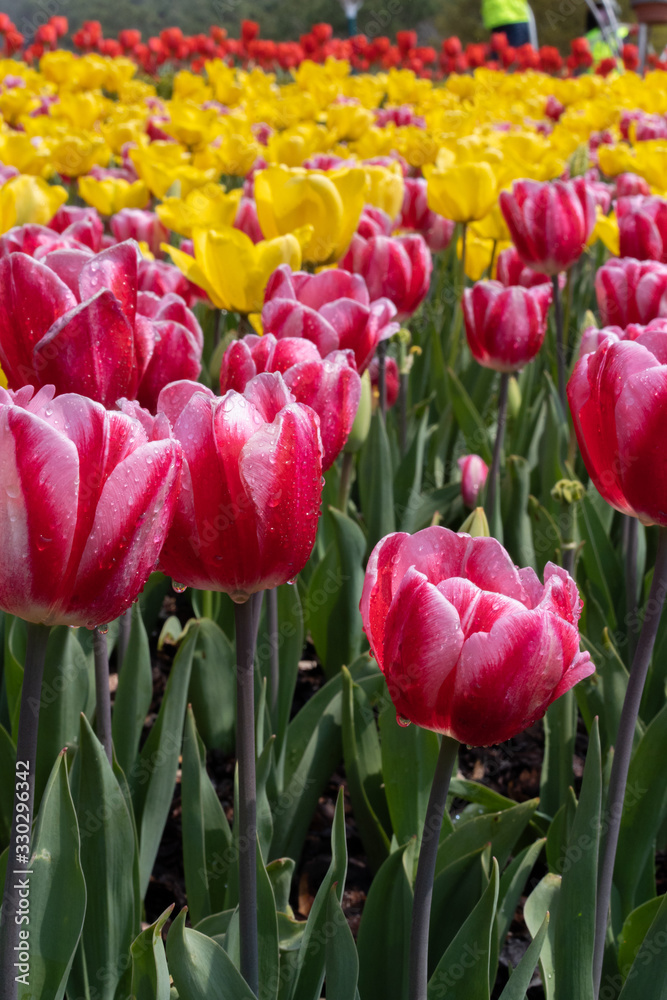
[617,196,667,263]
[499,178,596,275]
[568,332,667,525]
[357,205,393,239]
[0,384,181,627]
[360,527,593,745]
[234,196,264,244]
[614,173,651,199]
[458,454,489,508]
[262,264,399,374]
[595,257,667,327]
[0,242,203,411]
[0,223,91,259]
[496,245,552,288]
[156,373,323,599]
[137,256,202,305]
[220,333,360,469]
[339,233,432,322]
[463,280,552,372]
[398,178,454,253]
[110,209,168,258]
[49,206,104,252]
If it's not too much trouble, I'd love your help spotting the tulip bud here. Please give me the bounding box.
[459,507,490,537]
[551,478,586,506]
[344,370,372,453]
[457,454,489,509]
[507,376,522,420]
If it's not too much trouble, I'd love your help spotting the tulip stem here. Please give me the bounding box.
[0,622,50,1000]
[266,588,279,717]
[93,627,112,765]
[399,372,409,456]
[409,734,459,1000]
[623,516,639,665]
[552,274,567,413]
[338,452,355,512]
[377,340,388,420]
[235,592,263,997]
[593,525,667,999]
[485,372,510,529]
[116,608,131,674]
[447,223,468,370]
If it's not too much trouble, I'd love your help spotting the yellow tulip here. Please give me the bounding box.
[205,61,243,107]
[363,163,405,221]
[0,365,7,389]
[265,124,330,168]
[213,132,262,177]
[78,176,150,215]
[1,175,67,229]
[100,119,148,154]
[156,184,242,237]
[129,143,190,198]
[471,202,510,243]
[0,133,53,177]
[162,102,219,148]
[164,226,309,314]
[52,91,111,131]
[597,144,637,178]
[426,162,498,223]
[457,233,510,281]
[0,87,37,125]
[254,165,365,265]
[590,209,619,257]
[327,103,375,142]
[48,133,110,178]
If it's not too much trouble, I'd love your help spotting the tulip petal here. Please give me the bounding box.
[382,567,464,730]
[33,290,137,408]
[78,240,138,328]
[0,405,78,623]
[0,253,76,387]
[71,439,181,626]
[239,402,322,591]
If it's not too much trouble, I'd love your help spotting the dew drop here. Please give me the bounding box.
[287,577,297,586]
[396,715,411,728]
[97,624,109,635]
[172,581,187,594]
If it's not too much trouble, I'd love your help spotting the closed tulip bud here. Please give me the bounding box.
[568,333,667,526]
[0,384,182,627]
[344,369,372,453]
[458,454,489,508]
[459,507,490,537]
[614,173,651,199]
[595,257,667,327]
[220,333,360,469]
[507,375,521,418]
[156,373,323,599]
[463,280,552,372]
[360,527,593,745]
[496,245,552,289]
[499,177,596,275]
[399,177,455,252]
[339,233,432,322]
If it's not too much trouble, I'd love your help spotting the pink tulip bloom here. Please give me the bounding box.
[110,209,169,258]
[0,384,182,627]
[0,241,203,411]
[617,196,667,264]
[568,332,667,525]
[463,280,552,372]
[458,454,489,508]
[398,177,454,253]
[614,173,651,199]
[49,205,104,252]
[234,196,264,244]
[339,232,432,322]
[360,526,593,745]
[262,263,399,374]
[220,333,360,470]
[157,373,323,599]
[496,245,552,288]
[499,177,596,274]
[595,257,667,327]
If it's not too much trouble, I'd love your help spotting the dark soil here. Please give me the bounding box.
[114,597,589,999]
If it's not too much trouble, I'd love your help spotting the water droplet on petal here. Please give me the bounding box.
[287,577,297,586]
[172,581,187,594]
[98,624,109,635]
[230,590,249,604]
[396,715,411,728]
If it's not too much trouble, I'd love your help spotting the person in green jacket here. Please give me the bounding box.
[481,0,531,47]
[585,0,628,62]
